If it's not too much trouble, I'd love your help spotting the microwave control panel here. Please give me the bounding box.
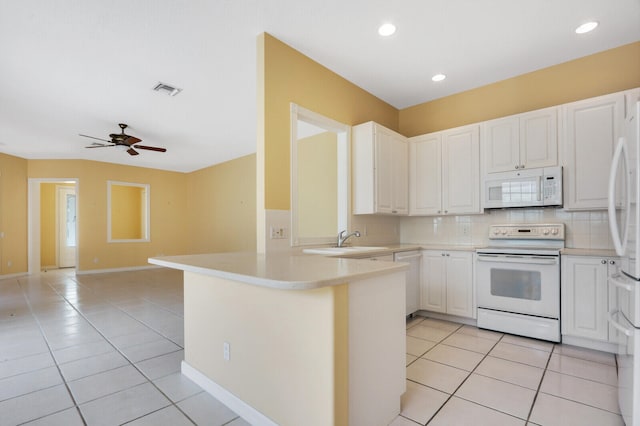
[489,223,565,240]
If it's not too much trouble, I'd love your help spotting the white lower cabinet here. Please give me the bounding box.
[561,255,618,343]
[420,250,474,318]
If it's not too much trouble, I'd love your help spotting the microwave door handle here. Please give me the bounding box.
[608,136,630,256]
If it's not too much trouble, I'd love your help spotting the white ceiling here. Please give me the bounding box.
[0,0,638,173]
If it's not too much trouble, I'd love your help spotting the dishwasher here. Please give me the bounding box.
[394,251,422,316]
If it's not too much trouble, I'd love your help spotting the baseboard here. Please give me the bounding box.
[0,272,29,281]
[181,361,277,426]
[75,264,162,275]
[416,310,478,327]
[561,335,618,354]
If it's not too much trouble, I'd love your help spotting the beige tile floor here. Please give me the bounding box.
[0,268,625,425]
[395,316,624,426]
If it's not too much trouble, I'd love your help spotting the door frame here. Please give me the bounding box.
[28,178,79,274]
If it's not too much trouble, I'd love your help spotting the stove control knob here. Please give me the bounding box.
[542,229,550,235]
[493,228,500,235]
[501,229,508,235]
[551,228,559,235]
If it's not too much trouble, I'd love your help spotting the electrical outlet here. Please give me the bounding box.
[223,342,230,361]
[270,226,287,239]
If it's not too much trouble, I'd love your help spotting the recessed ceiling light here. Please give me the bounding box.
[378,23,396,37]
[575,21,598,34]
[432,74,446,82]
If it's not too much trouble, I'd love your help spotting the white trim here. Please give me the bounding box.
[290,103,351,247]
[75,264,161,275]
[181,361,278,426]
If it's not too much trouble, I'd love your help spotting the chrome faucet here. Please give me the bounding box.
[337,230,361,247]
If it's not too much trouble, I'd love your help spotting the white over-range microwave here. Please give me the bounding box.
[483,166,563,209]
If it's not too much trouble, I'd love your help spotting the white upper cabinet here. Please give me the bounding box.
[442,124,481,215]
[563,92,624,210]
[409,124,480,216]
[482,106,558,174]
[409,133,442,215]
[352,122,408,215]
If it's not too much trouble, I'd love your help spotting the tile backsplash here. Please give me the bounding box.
[399,207,614,249]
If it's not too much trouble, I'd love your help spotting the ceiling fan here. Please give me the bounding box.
[80,123,167,156]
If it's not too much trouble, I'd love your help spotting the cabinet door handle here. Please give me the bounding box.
[515,165,520,169]
[437,210,441,214]
[610,260,616,265]
[521,164,525,169]
[601,260,607,264]
[392,210,397,214]
[444,210,448,214]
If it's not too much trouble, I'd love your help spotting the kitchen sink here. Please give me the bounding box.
[302,246,388,255]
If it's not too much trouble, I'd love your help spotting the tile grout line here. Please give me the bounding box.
[40,272,202,425]
[407,319,622,424]
[525,343,554,423]
[16,277,88,426]
[422,331,514,425]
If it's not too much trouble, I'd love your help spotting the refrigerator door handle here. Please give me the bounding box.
[608,310,634,337]
[608,136,631,256]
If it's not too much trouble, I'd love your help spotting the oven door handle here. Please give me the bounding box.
[607,310,633,337]
[476,254,558,265]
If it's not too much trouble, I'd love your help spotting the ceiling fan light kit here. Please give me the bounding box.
[81,123,167,156]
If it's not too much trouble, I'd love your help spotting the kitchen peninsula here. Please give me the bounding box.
[149,252,408,426]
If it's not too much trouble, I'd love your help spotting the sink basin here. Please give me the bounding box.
[302,246,388,255]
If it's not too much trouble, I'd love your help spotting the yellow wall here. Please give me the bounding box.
[110,184,143,240]
[184,271,348,425]
[259,33,398,211]
[28,160,189,272]
[400,41,640,136]
[186,154,256,254]
[0,153,28,275]
[297,131,338,238]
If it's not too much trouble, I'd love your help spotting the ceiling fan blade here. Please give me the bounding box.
[127,148,139,156]
[79,134,112,143]
[133,145,167,152]
[123,136,142,146]
[85,143,115,148]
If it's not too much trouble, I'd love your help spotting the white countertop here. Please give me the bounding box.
[148,252,408,291]
[561,248,619,257]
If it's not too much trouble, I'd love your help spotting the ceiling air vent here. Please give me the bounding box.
[153,82,182,97]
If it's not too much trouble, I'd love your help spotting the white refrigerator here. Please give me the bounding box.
[608,91,640,426]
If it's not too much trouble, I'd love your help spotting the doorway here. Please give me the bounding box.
[57,186,76,268]
[28,178,79,274]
